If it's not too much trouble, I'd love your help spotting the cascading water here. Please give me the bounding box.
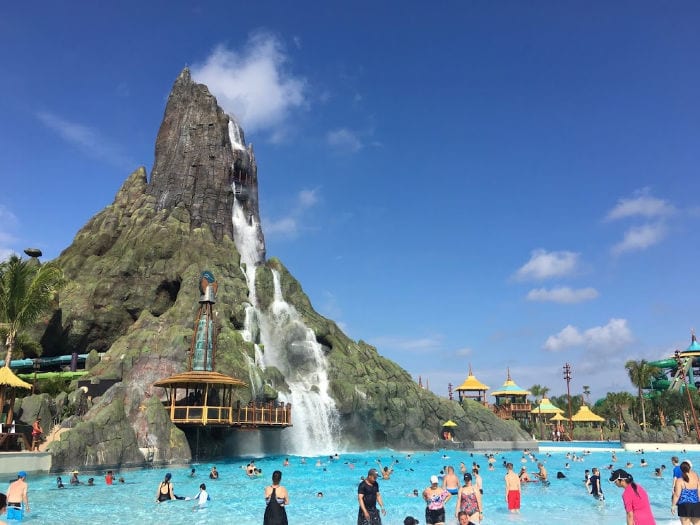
[229,121,340,455]
[258,270,340,455]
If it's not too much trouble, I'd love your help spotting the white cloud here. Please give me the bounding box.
[327,128,363,153]
[35,111,133,168]
[611,222,667,255]
[454,347,474,357]
[543,318,633,352]
[263,188,320,240]
[606,188,675,221]
[514,249,580,281]
[191,33,307,136]
[526,286,599,304]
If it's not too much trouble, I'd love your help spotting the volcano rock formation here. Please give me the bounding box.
[39,69,531,469]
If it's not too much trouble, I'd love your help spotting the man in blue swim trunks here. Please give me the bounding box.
[358,468,386,525]
[443,466,460,495]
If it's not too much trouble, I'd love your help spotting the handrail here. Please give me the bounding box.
[167,401,292,427]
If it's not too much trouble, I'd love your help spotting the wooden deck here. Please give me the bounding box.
[0,432,31,451]
[166,401,292,428]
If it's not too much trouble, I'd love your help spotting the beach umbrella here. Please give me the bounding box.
[442,420,458,427]
[0,366,32,425]
[550,412,570,421]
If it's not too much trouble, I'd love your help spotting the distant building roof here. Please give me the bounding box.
[571,405,605,422]
[455,365,490,391]
[491,369,531,397]
[530,397,564,414]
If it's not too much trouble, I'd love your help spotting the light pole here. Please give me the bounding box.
[563,363,573,439]
[675,350,700,443]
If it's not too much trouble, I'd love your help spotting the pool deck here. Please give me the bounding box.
[538,441,700,453]
[0,451,51,477]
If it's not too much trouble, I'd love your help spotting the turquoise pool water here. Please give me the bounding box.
[10,448,685,524]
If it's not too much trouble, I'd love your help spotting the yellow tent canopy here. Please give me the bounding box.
[571,405,605,422]
[550,412,570,421]
[442,420,458,427]
[0,367,32,389]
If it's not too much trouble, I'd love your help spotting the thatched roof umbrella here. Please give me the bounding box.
[0,366,32,425]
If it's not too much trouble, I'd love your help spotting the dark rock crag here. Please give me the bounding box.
[40,69,531,469]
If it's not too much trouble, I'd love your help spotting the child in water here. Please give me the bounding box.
[192,483,210,510]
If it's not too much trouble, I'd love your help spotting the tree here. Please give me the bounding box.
[625,359,659,430]
[582,385,591,405]
[598,391,634,431]
[529,384,550,439]
[0,255,65,366]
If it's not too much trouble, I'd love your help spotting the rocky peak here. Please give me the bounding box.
[148,68,265,256]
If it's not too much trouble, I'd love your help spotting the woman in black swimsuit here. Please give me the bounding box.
[156,473,175,502]
[263,470,289,525]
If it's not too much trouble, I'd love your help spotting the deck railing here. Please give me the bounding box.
[168,401,292,428]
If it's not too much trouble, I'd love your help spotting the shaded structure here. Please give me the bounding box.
[455,365,490,405]
[154,271,291,429]
[0,367,32,450]
[491,369,532,423]
[570,405,605,425]
[549,412,572,441]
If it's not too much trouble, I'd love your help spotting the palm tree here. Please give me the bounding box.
[529,384,550,439]
[582,385,591,405]
[600,391,634,431]
[0,255,65,366]
[625,359,659,430]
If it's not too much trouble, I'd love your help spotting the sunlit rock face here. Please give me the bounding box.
[40,69,532,469]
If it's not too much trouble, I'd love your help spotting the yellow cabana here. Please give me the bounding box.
[455,365,490,404]
[442,420,458,427]
[0,366,32,427]
[571,405,605,422]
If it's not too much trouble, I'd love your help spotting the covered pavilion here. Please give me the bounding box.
[491,369,532,423]
[455,365,490,405]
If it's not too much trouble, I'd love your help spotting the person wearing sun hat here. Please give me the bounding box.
[609,469,656,524]
[70,470,81,485]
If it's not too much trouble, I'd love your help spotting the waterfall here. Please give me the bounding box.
[258,270,340,455]
[230,172,340,455]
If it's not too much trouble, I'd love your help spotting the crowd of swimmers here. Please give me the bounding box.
[5,449,700,524]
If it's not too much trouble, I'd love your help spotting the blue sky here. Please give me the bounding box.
[1,2,699,403]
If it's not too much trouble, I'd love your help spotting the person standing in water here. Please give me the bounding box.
[456,472,482,524]
[504,463,521,513]
[263,470,288,525]
[423,475,451,525]
[588,467,604,501]
[6,471,30,515]
[358,468,386,525]
[443,466,460,495]
[192,483,210,511]
[672,461,700,524]
[610,469,656,525]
